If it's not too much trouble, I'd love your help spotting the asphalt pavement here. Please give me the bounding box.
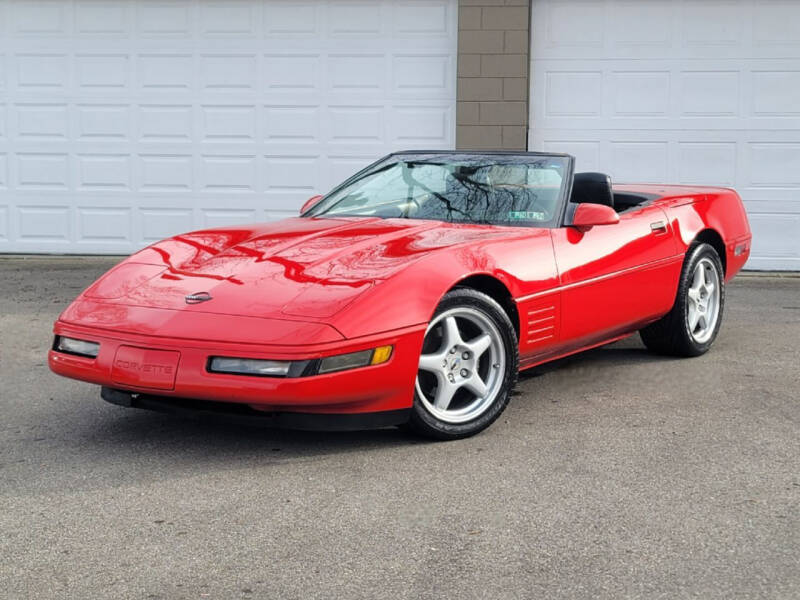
[0,256,798,599]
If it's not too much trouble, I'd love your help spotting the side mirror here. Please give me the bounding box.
[570,203,619,231]
[300,194,323,216]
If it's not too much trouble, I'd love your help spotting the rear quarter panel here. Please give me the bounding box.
[660,189,752,281]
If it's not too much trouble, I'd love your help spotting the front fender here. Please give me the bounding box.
[328,230,559,339]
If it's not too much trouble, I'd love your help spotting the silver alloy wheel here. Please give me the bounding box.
[415,307,506,424]
[686,257,721,344]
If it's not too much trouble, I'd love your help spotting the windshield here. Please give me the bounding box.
[305,153,572,227]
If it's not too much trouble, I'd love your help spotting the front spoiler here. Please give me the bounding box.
[101,387,411,431]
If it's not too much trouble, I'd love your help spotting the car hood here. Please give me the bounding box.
[81,217,520,320]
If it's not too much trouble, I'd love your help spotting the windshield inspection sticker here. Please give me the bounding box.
[509,211,546,220]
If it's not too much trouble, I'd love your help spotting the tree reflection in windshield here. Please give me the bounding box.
[305,153,569,228]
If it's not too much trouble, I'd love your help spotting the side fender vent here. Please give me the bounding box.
[526,305,556,345]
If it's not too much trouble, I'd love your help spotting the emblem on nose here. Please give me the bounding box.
[185,292,213,304]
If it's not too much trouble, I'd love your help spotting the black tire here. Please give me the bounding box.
[640,243,725,357]
[407,288,519,440]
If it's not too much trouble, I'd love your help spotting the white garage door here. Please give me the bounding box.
[529,0,800,271]
[0,0,456,254]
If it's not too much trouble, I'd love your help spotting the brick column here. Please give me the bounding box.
[456,0,530,150]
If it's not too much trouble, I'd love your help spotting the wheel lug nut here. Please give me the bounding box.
[462,352,470,360]
[450,347,456,354]
[447,373,455,383]
[460,369,469,377]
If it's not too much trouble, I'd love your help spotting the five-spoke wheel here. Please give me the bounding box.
[416,308,505,424]
[640,242,725,356]
[408,288,518,439]
[686,257,720,344]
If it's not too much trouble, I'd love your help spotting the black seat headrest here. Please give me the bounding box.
[570,172,614,209]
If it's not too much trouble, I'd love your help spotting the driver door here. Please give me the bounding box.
[551,203,681,351]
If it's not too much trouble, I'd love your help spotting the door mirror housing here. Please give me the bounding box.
[569,202,620,230]
[300,194,323,216]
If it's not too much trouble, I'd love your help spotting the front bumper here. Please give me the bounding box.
[49,319,425,415]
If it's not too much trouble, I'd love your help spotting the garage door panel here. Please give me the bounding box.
[75,104,130,140]
[752,0,800,49]
[390,104,453,145]
[752,70,800,115]
[13,53,64,90]
[264,104,321,143]
[14,153,70,190]
[679,70,740,117]
[75,1,130,36]
[609,141,669,182]
[136,2,193,38]
[138,154,193,192]
[76,54,130,90]
[531,0,800,270]
[746,143,800,187]
[199,105,257,142]
[393,53,454,96]
[199,1,260,37]
[264,53,322,91]
[198,155,258,194]
[543,70,603,118]
[138,104,192,141]
[676,142,737,186]
[682,1,744,48]
[0,0,457,254]
[608,1,673,47]
[18,205,71,243]
[264,3,319,36]
[748,213,800,265]
[14,103,68,140]
[612,71,670,117]
[393,1,452,37]
[264,155,321,194]
[140,208,192,243]
[76,207,133,245]
[76,154,131,191]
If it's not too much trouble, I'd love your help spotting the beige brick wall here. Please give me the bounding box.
[456,0,530,150]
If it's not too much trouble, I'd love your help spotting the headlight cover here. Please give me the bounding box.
[208,357,291,377]
[208,345,393,378]
[54,336,100,358]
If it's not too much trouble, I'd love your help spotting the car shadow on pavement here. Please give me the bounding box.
[517,341,676,381]
[52,398,436,467]
[6,401,434,496]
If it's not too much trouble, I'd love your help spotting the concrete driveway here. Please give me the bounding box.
[1,257,798,599]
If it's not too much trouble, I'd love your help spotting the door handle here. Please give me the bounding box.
[650,221,667,233]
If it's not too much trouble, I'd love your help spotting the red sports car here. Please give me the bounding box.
[49,151,752,439]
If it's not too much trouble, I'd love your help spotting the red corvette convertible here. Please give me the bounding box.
[49,151,751,439]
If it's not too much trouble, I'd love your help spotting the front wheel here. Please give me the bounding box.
[407,288,519,440]
[640,243,725,357]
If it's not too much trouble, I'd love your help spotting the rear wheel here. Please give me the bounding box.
[408,288,518,440]
[640,243,725,357]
